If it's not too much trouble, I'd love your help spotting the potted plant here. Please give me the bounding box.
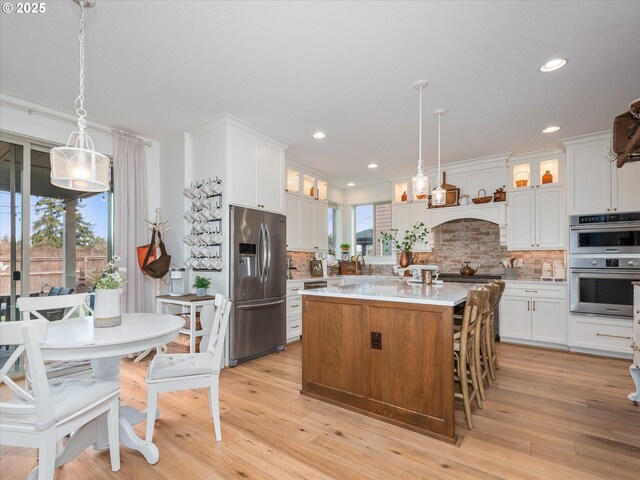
[193,276,211,296]
[339,243,351,253]
[87,255,127,328]
[379,222,429,267]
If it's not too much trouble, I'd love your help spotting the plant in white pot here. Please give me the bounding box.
[87,255,126,328]
[193,276,211,297]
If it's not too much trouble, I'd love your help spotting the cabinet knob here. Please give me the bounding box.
[536,244,539,247]
[284,188,288,192]
[531,244,534,247]
[613,208,617,211]
[606,208,610,212]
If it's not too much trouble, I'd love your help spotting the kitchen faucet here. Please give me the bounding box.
[355,255,365,275]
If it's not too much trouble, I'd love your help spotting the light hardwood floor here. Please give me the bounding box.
[2,342,638,479]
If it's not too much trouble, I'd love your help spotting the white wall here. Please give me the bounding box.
[0,94,161,307]
[158,131,188,269]
[343,181,392,205]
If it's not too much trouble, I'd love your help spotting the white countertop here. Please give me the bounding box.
[299,278,482,306]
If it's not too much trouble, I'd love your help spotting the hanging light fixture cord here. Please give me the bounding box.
[417,85,424,175]
[437,112,441,187]
[75,2,87,142]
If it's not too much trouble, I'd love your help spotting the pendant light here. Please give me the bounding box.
[431,109,447,206]
[411,81,429,197]
[50,0,110,192]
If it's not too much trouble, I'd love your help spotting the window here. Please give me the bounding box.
[328,204,337,251]
[354,203,392,257]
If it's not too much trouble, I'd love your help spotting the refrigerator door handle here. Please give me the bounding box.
[264,223,272,285]
[236,299,285,310]
[258,223,264,284]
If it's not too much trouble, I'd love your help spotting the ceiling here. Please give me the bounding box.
[1,1,639,187]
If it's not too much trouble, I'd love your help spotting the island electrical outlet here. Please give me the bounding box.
[371,332,382,350]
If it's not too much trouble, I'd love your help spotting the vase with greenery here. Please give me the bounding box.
[339,243,351,252]
[193,276,211,296]
[379,222,429,267]
[87,255,127,328]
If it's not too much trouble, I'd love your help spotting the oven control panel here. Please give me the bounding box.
[570,257,640,269]
[570,211,640,225]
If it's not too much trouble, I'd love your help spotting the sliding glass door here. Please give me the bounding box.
[0,134,113,372]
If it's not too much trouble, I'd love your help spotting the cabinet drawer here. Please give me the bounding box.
[327,279,343,287]
[287,318,302,338]
[572,318,633,353]
[504,283,566,299]
[287,297,302,316]
[286,282,304,296]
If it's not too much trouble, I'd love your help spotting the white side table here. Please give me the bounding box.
[156,294,216,353]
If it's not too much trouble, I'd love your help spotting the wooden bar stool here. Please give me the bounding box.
[454,288,490,430]
[477,283,501,400]
[489,280,505,374]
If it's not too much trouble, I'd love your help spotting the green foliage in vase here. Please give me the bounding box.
[193,276,211,289]
[88,255,127,290]
[378,222,429,253]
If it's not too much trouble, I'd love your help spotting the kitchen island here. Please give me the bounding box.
[299,279,481,443]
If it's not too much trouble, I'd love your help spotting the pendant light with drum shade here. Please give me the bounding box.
[50,0,110,192]
[431,109,447,206]
[411,81,429,198]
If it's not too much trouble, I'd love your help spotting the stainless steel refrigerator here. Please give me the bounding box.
[229,205,287,366]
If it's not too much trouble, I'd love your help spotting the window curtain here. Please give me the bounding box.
[113,133,151,313]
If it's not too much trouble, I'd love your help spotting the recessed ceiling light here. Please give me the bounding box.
[539,58,568,73]
[313,131,326,139]
[542,126,561,133]
[347,182,355,187]
[367,163,378,169]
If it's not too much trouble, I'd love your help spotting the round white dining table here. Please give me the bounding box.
[32,313,184,478]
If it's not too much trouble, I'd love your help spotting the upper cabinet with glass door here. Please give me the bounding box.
[284,163,328,203]
[391,177,429,204]
[508,150,564,191]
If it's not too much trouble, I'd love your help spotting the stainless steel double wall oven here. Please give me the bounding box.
[569,212,640,318]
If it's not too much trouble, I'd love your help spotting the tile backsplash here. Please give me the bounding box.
[414,219,564,276]
[289,219,565,278]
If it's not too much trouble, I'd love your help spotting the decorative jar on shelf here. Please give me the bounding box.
[401,191,408,202]
[515,171,529,188]
[542,170,553,184]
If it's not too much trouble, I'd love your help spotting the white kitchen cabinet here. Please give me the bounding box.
[391,203,430,252]
[507,186,564,250]
[500,296,531,340]
[285,164,329,203]
[229,129,285,213]
[299,199,315,250]
[313,201,328,251]
[565,132,640,215]
[500,282,567,347]
[507,150,565,251]
[568,313,633,358]
[286,280,304,343]
[285,193,300,250]
[288,197,328,252]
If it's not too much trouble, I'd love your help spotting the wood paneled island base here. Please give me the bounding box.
[301,294,456,443]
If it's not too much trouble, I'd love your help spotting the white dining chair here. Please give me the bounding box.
[17,293,93,380]
[0,320,121,479]
[145,294,231,443]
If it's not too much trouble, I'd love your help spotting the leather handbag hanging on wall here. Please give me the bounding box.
[142,227,171,279]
